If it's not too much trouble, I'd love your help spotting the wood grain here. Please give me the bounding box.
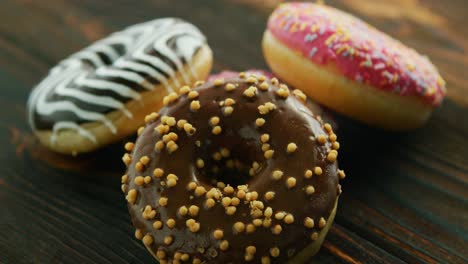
[0,0,467,263]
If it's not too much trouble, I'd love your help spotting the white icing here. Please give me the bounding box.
[54,75,132,118]
[32,71,118,134]
[74,74,142,100]
[74,51,106,67]
[176,35,204,78]
[95,67,154,90]
[28,18,207,146]
[114,59,175,93]
[51,122,97,144]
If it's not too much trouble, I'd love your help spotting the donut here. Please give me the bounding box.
[262,3,446,130]
[27,18,213,155]
[208,69,274,82]
[122,72,345,263]
[209,69,337,128]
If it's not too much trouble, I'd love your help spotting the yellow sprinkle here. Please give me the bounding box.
[255,118,266,127]
[219,240,229,251]
[259,81,269,90]
[142,234,153,246]
[304,217,315,228]
[187,181,197,191]
[210,116,220,126]
[153,221,163,230]
[166,218,176,229]
[225,83,236,91]
[233,222,245,233]
[265,191,275,200]
[165,117,176,127]
[134,176,144,186]
[327,150,338,162]
[286,177,296,188]
[272,170,283,181]
[286,143,297,153]
[205,198,216,208]
[189,205,200,216]
[124,142,135,151]
[190,100,201,111]
[178,206,188,216]
[188,90,199,99]
[134,229,143,240]
[262,256,271,264]
[284,214,294,224]
[183,123,196,135]
[305,185,315,195]
[293,89,307,101]
[178,85,191,95]
[177,119,187,128]
[314,166,323,175]
[311,232,319,241]
[214,78,225,86]
[164,235,173,245]
[137,126,145,136]
[317,135,326,144]
[271,224,282,235]
[319,217,327,228]
[276,86,290,98]
[262,143,270,152]
[338,170,346,179]
[243,86,258,98]
[213,229,224,240]
[196,158,205,168]
[158,197,168,207]
[264,150,274,159]
[194,80,205,86]
[323,123,332,133]
[226,206,237,215]
[212,126,222,135]
[246,76,257,84]
[332,141,340,150]
[224,98,236,106]
[223,106,234,116]
[126,189,138,204]
[270,247,280,257]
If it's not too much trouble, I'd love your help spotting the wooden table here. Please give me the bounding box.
[0,0,466,263]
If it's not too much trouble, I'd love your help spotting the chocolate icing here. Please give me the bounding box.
[123,74,341,263]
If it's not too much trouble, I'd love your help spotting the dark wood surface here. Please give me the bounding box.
[0,0,467,263]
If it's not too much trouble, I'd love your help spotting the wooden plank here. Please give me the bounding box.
[0,0,466,263]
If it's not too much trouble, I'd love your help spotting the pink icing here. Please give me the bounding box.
[267,3,446,106]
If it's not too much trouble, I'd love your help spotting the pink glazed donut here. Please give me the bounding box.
[262,2,446,130]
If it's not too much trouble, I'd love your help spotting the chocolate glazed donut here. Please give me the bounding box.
[122,73,345,263]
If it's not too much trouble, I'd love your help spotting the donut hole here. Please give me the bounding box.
[205,157,251,187]
[195,136,264,188]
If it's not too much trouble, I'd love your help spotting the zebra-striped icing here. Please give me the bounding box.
[27,18,207,144]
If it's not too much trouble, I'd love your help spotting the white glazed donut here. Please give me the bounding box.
[27,18,213,155]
